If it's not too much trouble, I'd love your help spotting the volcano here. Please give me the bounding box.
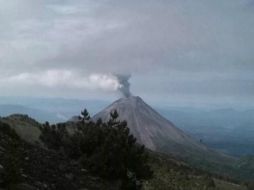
[93,96,211,158]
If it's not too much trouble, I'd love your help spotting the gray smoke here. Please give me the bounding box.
[115,74,132,98]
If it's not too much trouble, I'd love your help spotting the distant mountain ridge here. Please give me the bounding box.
[0,96,110,119]
[0,104,62,123]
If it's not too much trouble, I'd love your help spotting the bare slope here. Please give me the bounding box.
[0,114,42,144]
[93,96,235,166]
[94,96,206,152]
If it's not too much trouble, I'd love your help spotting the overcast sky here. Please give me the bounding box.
[0,0,253,107]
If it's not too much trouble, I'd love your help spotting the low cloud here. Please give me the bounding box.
[1,70,122,92]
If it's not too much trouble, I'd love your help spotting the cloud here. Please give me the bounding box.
[0,70,121,92]
[0,0,253,106]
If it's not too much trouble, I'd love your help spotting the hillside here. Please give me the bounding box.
[94,96,206,152]
[144,152,247,190]
[0,120,119,190]
[0,113,249,190]
[93,96,247,179]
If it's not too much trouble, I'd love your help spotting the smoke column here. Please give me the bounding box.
[115,74,132,98]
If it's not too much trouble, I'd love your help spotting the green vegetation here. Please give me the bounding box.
[143,152,247,190]
[40,109,153,189]
[0,122,23,189]
[0,110,251,190]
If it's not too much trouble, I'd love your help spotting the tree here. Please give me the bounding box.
[39,109,153,189]
[0,122,22,188]
[81,109,90,123]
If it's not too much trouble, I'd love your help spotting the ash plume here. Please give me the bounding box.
[115,74,132,98]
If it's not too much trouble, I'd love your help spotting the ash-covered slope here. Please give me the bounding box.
[93,96,207,154]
